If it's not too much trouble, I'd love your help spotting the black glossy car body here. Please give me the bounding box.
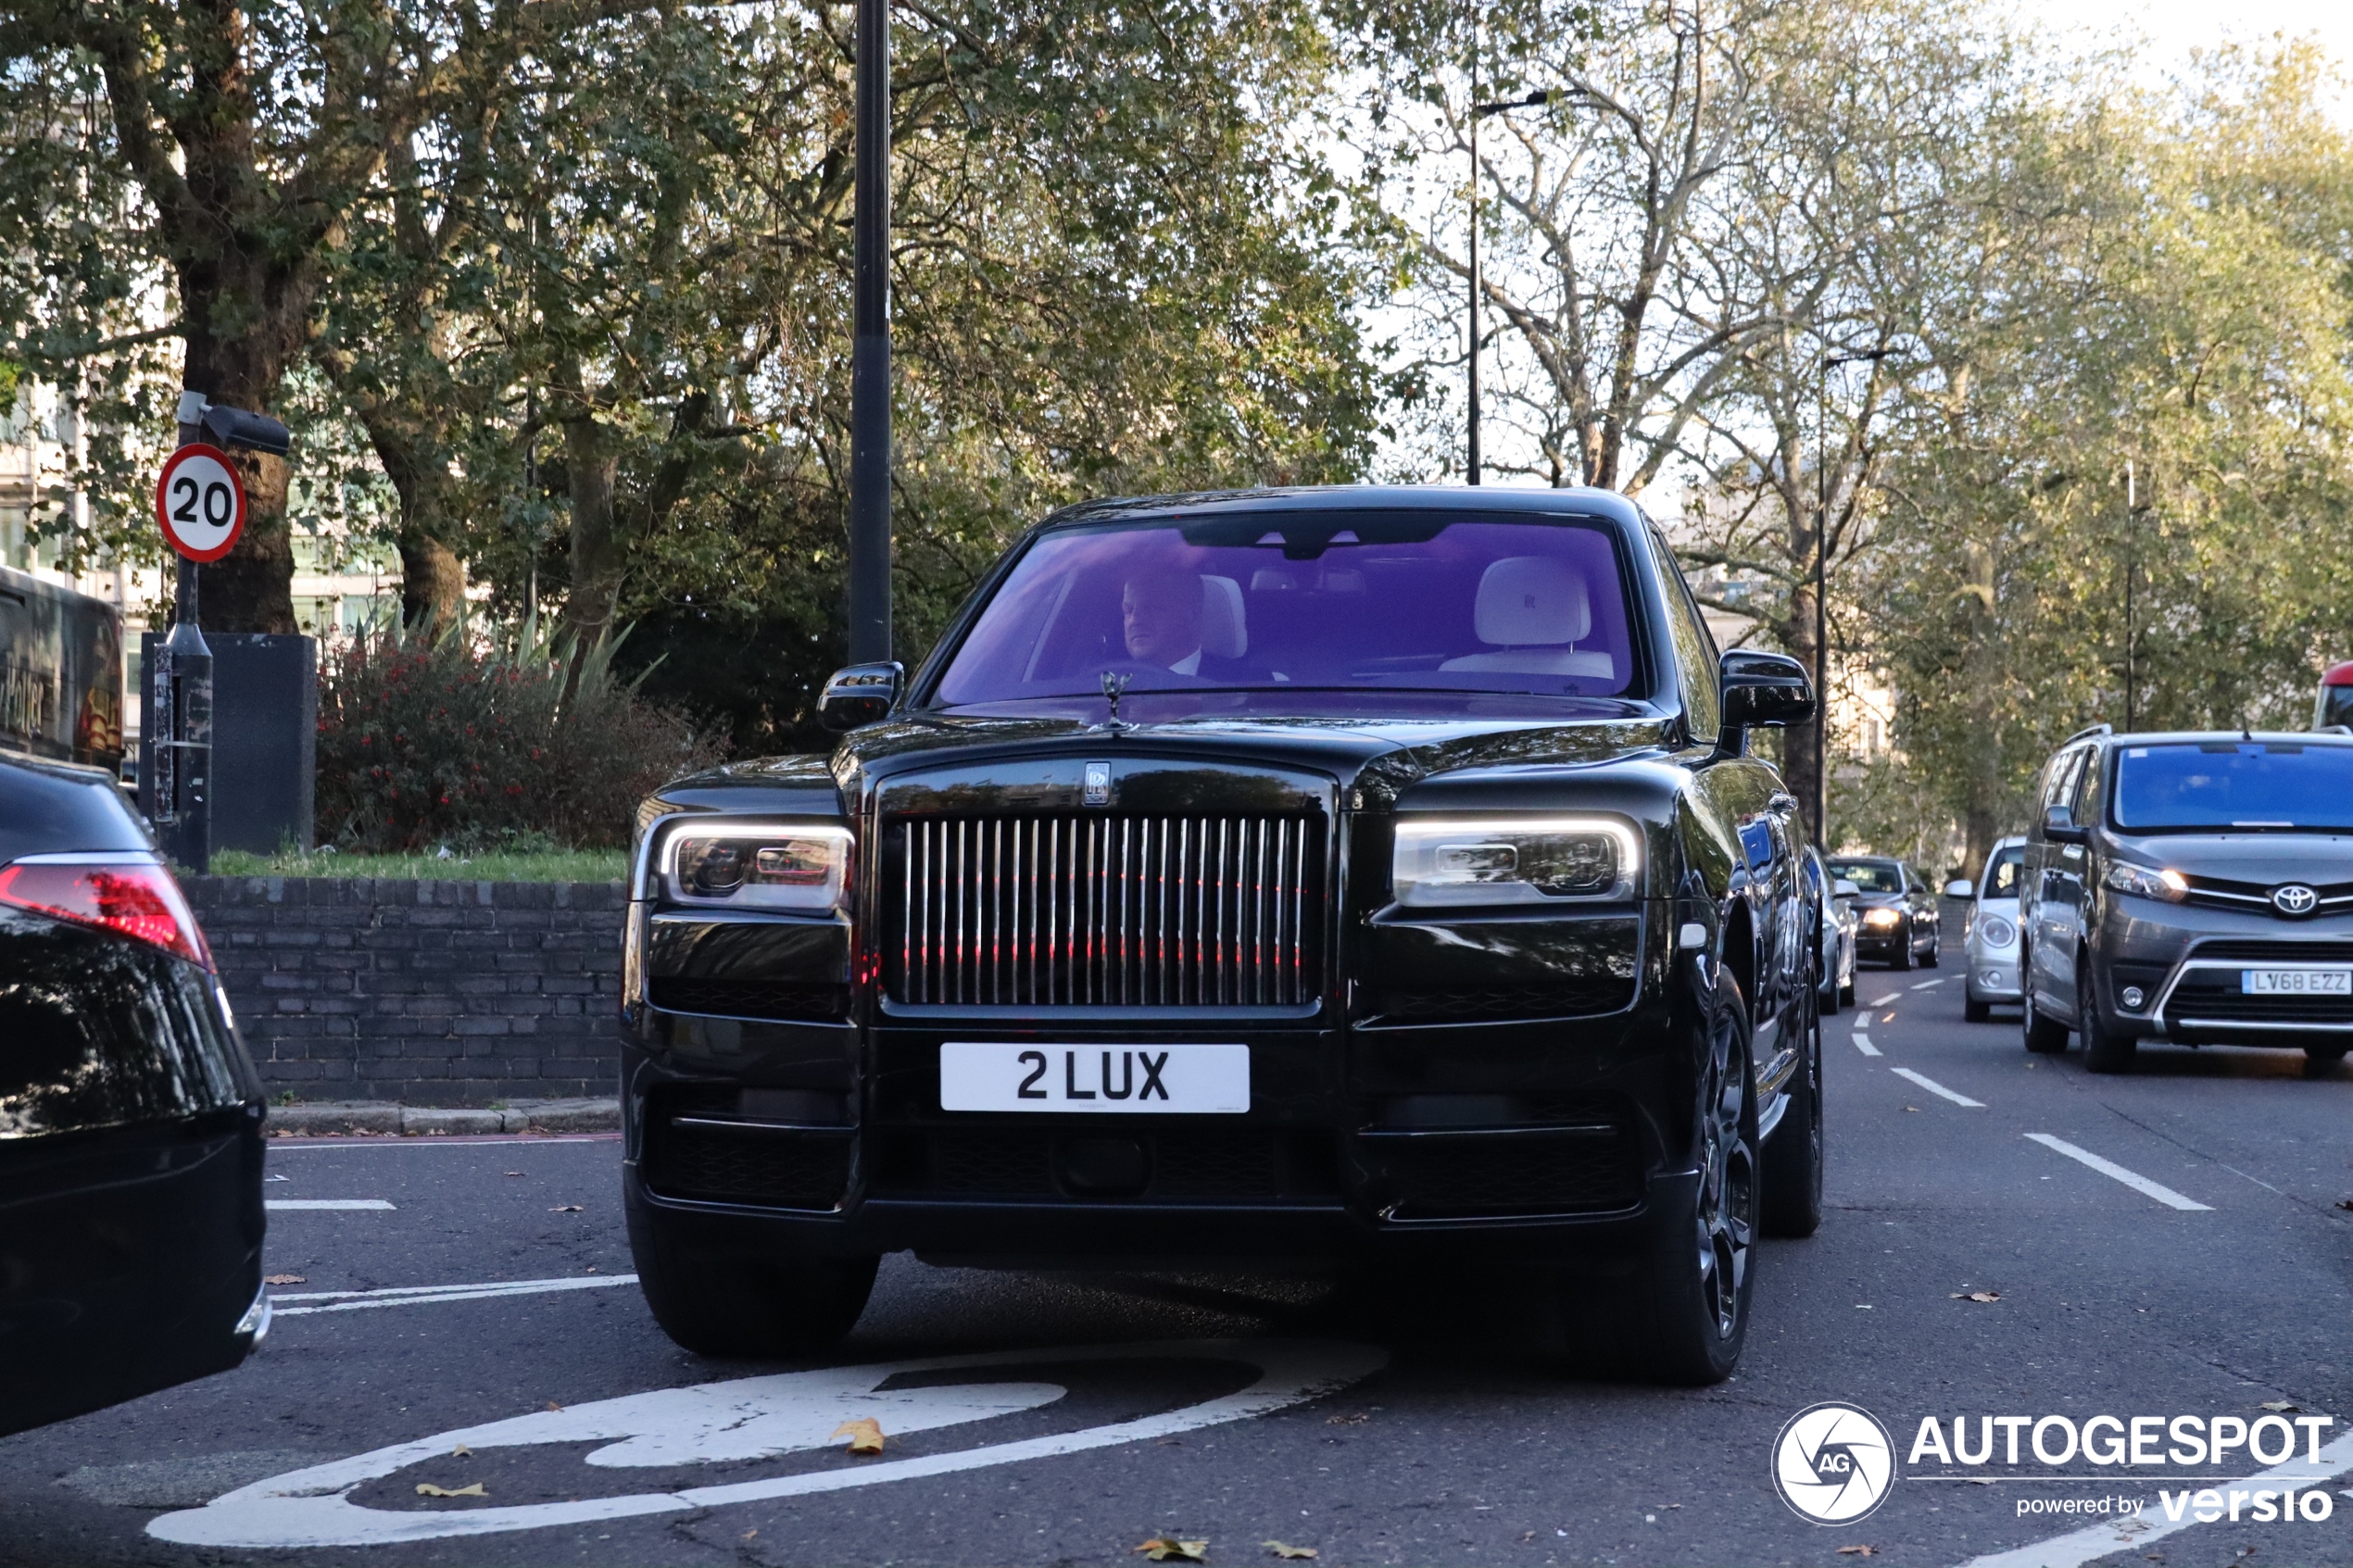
[2019,727,2353,1073]
[1826,855,1940,969]
[0,754,268,1437]
[621,487,1822,1381]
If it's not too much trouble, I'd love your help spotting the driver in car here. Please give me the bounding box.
[1120,566,1207,674]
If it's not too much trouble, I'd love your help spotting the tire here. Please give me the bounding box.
[2081,973,2137,1074]
[1629,968,1759,1385]
[1891,921,1916,971]
[2022,951,2069,1054]
[1818,947,1843,1017]
[629,1204,877,1358]
[1964,995,1991,1023]
[1921,928,1941,969]
[2305,1044,2349,1064]
[1761,978,1824,1240]
[1840,979,1855,1008]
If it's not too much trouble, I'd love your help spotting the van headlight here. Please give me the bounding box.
[2103,861,2188,904]
[1390,818,1639,908]
[661,825,852,913]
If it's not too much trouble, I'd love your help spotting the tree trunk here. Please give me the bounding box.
[1782,578,1824,847]
[357,408,468,627]
[562,412,623,643]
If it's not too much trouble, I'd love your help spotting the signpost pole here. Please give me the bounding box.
[157,391,215,873]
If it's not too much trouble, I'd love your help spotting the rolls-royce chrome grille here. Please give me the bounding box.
[887,814,1325,1007]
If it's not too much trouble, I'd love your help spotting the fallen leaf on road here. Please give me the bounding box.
[1837,1547,1877,1557]
[1903,1106,1920,1113]
[1135,1537,1209,1562]
[1263,1543,1318,1560]
[1325,1411,1368,1425]
[451,1445,472,1458]
[504,1171,524,1178]
[264,1274,306,1285]
[550,1204,584,1212]
[2336,1198,2353,1210]
[1950,1291,2001,1303]
[833,1418,885,1455]
[414,1483,485,1498]
[545,1400,563,1411]
[2259,1401,2300,1412]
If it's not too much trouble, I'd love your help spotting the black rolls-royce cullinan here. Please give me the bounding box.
[622,486,1824,1384]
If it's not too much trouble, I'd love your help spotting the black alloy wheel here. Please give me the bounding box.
[2080,960,2137,1074]
[2021,947,2069,1054]
[1761,967,1825,1239]
[1635,968,1759,1385]
[628,1198,878,1357]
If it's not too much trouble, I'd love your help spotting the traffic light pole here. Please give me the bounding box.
[153,393,214,872]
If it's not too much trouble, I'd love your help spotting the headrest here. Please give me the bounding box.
[1473,557,1592,646]
[1200,574,1246,659]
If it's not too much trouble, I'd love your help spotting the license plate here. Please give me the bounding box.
[938,1042,1250,1113]
[2241,967,2353,996]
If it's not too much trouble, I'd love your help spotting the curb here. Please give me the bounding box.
[265,1098,619,1136]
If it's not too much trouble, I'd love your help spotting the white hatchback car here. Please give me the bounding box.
[1960,836,2027,1022]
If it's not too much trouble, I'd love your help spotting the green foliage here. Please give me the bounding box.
[209,847,626,883]
[314,616,724,852]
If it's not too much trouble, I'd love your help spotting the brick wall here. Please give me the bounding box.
[183,877,626,1105]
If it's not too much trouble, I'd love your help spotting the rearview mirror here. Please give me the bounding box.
[1944,879,1974,899]
[817,661,903,732]
[1833,879,1860,899]
[1718,649,1818,735]
[2042,803,2087,845]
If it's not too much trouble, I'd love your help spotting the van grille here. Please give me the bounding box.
[887,814,1324,1007]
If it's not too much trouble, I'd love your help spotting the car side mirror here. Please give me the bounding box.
[2042,803,2087,845]
[1832,879,1860,899]
[1717,650,1817,746]
[817,661,903,732]
[1944,879,1974,899]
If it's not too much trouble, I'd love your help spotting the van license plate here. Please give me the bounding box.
[2241,968,2353,996]
[939,1043,1250,1113]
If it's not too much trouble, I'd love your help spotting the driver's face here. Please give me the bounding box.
[1121,572,1202,666]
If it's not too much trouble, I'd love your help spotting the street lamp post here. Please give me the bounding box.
[1814,347,1892,849]
[1466,89,1547,486]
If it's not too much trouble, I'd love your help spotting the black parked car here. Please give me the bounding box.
[2020,724,2353,1073]
[1825,855,1941,969]
[622,487,1822,1384]
[0,754,268,1437]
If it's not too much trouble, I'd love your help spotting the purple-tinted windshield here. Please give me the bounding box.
[933,514,1642,716]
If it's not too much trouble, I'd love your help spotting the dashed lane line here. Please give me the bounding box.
[265,1199,396,1211]
[1910,978,1947,989]
[2023,1133,2213,1211]
[1890,1067,1985,1108]
[1869,993,1901,1006]
[271,1274,638,1316]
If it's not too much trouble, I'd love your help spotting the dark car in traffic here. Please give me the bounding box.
[622,486,1824,1385]
[1826,855,1941,969]
[2019,725,2353,1073]
[0,753,268,1436]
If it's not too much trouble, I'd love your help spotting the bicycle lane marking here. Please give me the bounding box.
[148,1338,1387,1549]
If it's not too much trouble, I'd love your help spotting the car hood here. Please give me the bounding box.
[1845,890,1908,909]
[2108,831,2353,882]
[650,709,1686,818]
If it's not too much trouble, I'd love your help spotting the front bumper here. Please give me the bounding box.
[1966,950,2021,1001]
[2094,896,2353,1041]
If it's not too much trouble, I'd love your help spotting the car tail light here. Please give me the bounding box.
[0,857,213,968]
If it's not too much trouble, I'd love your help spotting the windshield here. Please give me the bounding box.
[1979,847,2024,900]
[932,513,1642,716]
[2112,741,2353,833]
[1829,860,1903,894]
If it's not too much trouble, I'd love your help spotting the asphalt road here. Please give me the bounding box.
[5,971,2350,1568]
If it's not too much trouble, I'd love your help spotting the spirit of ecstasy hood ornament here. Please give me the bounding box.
[1098,671,1134,732]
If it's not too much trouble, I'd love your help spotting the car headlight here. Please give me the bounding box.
[1863,907,1903,928]
[661,825,852,913]
[2102,860,2187,904]
[1390,817,1639,908]
[1974,914,2017,948]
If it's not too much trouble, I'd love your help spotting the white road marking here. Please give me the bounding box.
[149,1339,1388,1548]
[1910,979,1946,990]
[2023,1133,2213,1211]
[1889,1067,1984,1108]
[1853,1033,1882,1057]
[264,1199,396,1211]
[271,1275,638,1316]
[1869,994,1901,1006]
[1953,1425,2353,1568]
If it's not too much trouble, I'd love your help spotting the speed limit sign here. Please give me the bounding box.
[155,443,247,562]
